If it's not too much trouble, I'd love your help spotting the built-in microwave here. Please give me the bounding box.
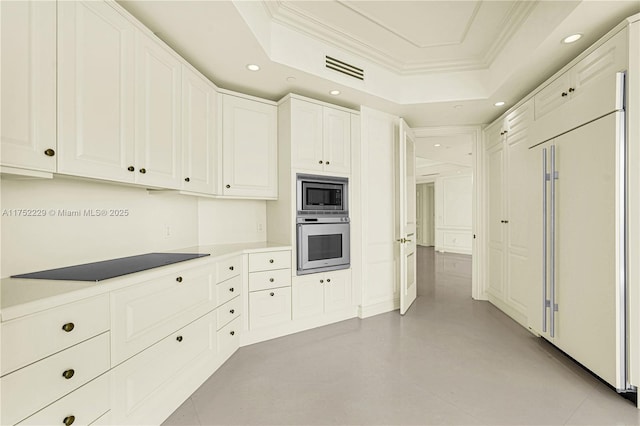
[296,174,348,216]
[297,218,350,275]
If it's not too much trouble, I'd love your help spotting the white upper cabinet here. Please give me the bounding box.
[57,1,136,183]
[221,94,277,199]
[134,31,182,189]
[289,98,351,174]
[1,1,56,172]
[181,66,217,194]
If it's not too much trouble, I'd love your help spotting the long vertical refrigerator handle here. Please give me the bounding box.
[550,145,557,338]
[542,148,548,333]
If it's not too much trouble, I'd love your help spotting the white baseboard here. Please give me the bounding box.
[486,292,528,329]
[358,298,399,319]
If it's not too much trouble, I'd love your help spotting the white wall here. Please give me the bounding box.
[0,177,199,277]
[434,173,472,255]
[198,198,266,245]
[416,183,434,246]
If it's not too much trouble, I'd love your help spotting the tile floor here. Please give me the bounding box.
[163,246,640,425]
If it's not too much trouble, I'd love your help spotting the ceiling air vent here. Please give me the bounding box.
[325,56,364,81]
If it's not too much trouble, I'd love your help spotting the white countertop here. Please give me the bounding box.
[1,241,291,321]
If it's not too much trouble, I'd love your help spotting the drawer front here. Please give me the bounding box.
[216,275,241,307]
[216,256,241,283]
[19,374,109,426]
[1,332,110,426]
[217,297,241,331]
[1,294,109,376]
[111,264,216,365]
[248,250,291,272]
[110,311,217,426]
[249,287,292,330]
[217,316,240,360]
[249,268,292,292]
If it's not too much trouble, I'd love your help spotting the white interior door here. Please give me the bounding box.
[397,119,417,315]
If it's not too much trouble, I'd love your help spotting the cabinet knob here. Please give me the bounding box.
[230,331,235,336]
[62,369,75,380]
[63,415,76,426]
[176,276,183,283]
[229,266,234,271]
[229,287,235,292]
[318,160,323,164]
[269,278,274,282]
[139,168,147,174]
[230,309,235,314]
[561,92,568,97]
[44,148,55,157]
[326,161,330,165]
[184,177,190,182]
[226,184,231,189]
[127,166,135,172]
[270,292,275,296]
[326,279,331,283]
[320,279,324,283]
[176,336,183,342]
[62,322,75,333]
[269,259,274,263]
[568,87,575,93]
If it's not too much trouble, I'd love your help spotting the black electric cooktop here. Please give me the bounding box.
[11,253,210,282]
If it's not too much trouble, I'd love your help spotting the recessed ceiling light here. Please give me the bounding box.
[562,33,583,44]
[453,105,463,109]
[286,76,296,82]
[246,64,260,71]
[494,101,505,107]
[434,144,441,147]
[330,90,341,96]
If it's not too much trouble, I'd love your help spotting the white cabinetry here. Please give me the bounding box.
[181,66,217,194]
[221,94,277,198]
[0,0,56,172]
[484,100,534,325]
[247,250,292,330]
[289,98,351,174]
[293,269,352,320]
[57,1,136,183]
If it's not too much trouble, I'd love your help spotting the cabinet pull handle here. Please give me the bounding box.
[503,220,509,224]
[269,278,274,282]
[127,166,135,172]
[139,168,147,174]
[229,266,234,271]
[318,160,323,164]
[269,259,274,263]
[62,322,75,333]
[184,177,190,182]
[568,87,575,93]
[44,148,55,157]
[230,309,235,314]
[62,369,75,380]
[326,279,331,283]
[63,415,75,426]
[270,292,275,296]
[226,184,231,189]
[230,331,235,336]
[320,279,324,283]
[561,92,568,97]
[176,336,183,342]
[176,276,183,283]
[229,287,235,292]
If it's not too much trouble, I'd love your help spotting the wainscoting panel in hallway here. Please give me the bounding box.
[163,247,639,425]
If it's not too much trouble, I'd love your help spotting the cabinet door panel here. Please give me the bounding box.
[1,1,56,172]
[324,270,352,313]
[292,276,324,320]
[290,99,324,172]
[323,108,351,174]
[249,288,291,329]
[135,32,182,189]
[222,96,277,197]
[486,144,505,297]
[534,73,570,121]
[182,67,217,194]
[58,1,135,182]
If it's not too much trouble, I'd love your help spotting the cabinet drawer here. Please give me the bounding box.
[217,297,241,330]
[217,316,240,360]
[216,275,241,307]
[111,264,216,365]
[248,250,291,272]
[18,374,109,426]
[216,256,241,283]
[249,268,292,292]
[249,287,291,330]
[1,332,110,426]
[1,294,109,376]
[110,311,217,426]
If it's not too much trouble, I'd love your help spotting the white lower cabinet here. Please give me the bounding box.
[18,374,109,426]
[110,311,218,425]
[292,269,352,320]
[249,288,292,330]
[218,316,241,361]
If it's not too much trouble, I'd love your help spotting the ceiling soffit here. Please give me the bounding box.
[262,0,538,74]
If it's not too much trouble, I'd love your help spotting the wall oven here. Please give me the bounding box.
[297,217,350,275]
[296,174,348,216]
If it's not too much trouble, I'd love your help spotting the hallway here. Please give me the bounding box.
[164,247,640,425]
